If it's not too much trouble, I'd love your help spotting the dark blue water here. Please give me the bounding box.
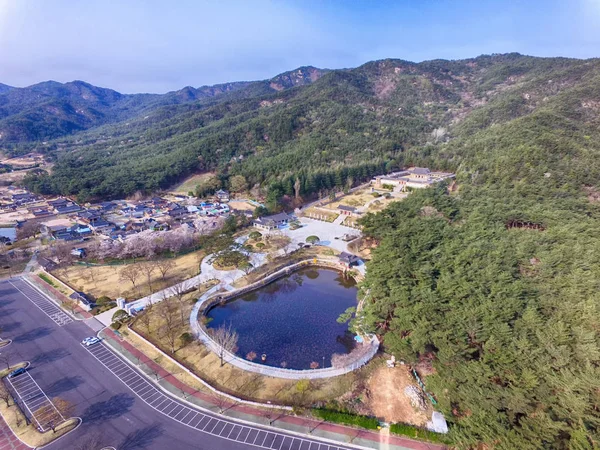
[206,268,358,370]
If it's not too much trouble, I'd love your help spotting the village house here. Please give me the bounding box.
[253,212,291,230]
[215,189,230,203]
[69,291,95,311]
[338,251,360,268]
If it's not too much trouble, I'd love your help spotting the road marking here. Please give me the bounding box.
[8,279,73,327]
[83,342,354,450]
[6,372,64,432]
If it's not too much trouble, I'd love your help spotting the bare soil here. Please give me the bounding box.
[364,364,430,426]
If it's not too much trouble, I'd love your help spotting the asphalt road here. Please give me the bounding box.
[0,278,356,450]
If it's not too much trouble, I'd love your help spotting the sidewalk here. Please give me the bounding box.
[0,416,30,450]
[100,329,444,450]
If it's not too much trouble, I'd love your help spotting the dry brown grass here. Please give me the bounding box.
[303,207,337,222]
[169,172,216,194]
[54,250,205,300]
[0,364,78,447]
[129,283,367,407]
[325,189,374,210]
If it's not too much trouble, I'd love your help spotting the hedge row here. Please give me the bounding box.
[390,423,449,444]
[311,408,379,430]
[38,273,57,287]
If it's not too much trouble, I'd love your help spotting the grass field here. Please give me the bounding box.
[169,172,215,194]
[54,250,205,300]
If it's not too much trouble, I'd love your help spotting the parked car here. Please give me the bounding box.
[81,336,101,346]
[8,367,26,378]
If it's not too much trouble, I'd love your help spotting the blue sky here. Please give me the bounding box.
[1,0,599,93]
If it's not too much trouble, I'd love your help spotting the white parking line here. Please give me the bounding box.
[9,279,73,327]
[83,343,353,450]
[6,372,64,432]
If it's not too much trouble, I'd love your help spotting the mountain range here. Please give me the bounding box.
[4,53,600,448]
[0,66,327,143]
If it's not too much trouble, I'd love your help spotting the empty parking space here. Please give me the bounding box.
[9,278,73,326]
[84,342,351,450]
[6,371,64,432]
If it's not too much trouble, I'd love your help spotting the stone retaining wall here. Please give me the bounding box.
[190,259,379,380]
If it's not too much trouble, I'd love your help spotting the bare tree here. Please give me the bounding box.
[155,259,176,284]
[119,265,141,296]
[62,299,78,315]
[0,350,12,370]
[160,295,179,354]
[53,242,73,266]
[17,221,41,241]
[36,396,74,432]
[88,266,99,287]
[211,324,238,367]
[140,261,157,294]
[0,382,11,406]
[171,283,188,325]
[74,431,104,450]
[246,351,257,362]
[137,304,153,335]
[294,178,301,200]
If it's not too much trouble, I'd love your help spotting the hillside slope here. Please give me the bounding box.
[0,66,328,143]
[10,52,600,447]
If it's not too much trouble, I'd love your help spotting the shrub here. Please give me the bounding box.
[255,242,266,249]
[390,423,449,444]
[96,295,113,305]
[110,322,121,330]
[112,309,129,323]
[312,408,379,430]
[249,231,262,241]
[179,332,194,347]
[39,273,57,287]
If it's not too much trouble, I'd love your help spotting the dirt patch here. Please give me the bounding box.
[364,364,430,426]
[229,200,255,212]
[169,172,215,195]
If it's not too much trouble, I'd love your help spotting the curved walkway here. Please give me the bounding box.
[190,259,379,380]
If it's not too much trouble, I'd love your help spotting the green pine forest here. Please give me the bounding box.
[4,53,600,447]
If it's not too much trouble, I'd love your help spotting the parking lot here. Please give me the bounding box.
[85,341,352,450]
[5,370,64,432]
[9,278,73,326]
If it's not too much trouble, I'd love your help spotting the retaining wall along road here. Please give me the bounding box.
[190,258,379,380]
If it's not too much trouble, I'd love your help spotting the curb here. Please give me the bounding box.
[18,276,88,321]
[98,328,373,450]
[125,325,292,411]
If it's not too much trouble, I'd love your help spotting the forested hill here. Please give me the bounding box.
[0,66,327,143]
[353,56,600,447]
[10,53,600,446]
[13,53,600,202]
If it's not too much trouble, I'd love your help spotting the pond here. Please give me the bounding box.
[206,268,358,370]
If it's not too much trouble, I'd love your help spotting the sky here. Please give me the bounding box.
[1,0,600,94]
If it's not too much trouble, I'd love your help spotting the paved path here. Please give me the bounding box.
[0,278,368,450]
[0,416,30,450]
[103,329,439,450]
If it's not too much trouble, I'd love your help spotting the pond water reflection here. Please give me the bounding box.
[206,268,358,370]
